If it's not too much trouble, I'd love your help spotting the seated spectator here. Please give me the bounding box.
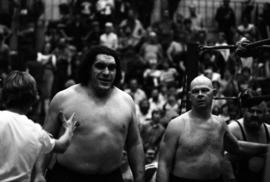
[162,92,180,114]
[237,40,254,70]
[166,35,186,67]
[96,0,115,28]
[215,32,230,63]
[160,61,178,86]
[237,67,253,92]
[200,49,226,77]
[74,0,96,18]
[125,78,147,105]
[143,57,162,95]
[136,98,152,126]
[140,110,165,150]
[100,22,118,50]
[148,88,166,112]
[221,69,239,97]
[145,147,158,182]
[186,2,204,31]
[119,8,145,49]
[139,31,163,65]
[237,16,256,41]
[212,80,227,112]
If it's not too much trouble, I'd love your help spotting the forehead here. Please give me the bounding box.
[190,76,213,90]
[95,54,116,64]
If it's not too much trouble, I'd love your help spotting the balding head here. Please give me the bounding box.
[190,75,213,90]
[189,75,215,112]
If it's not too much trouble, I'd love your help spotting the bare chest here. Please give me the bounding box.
[179,121,225,155]
[60,96,131,135]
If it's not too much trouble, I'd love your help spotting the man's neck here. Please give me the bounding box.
[86,85,114,100]
[191,107,211,119]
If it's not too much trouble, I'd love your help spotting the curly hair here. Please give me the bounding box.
[2,71,38,110]
[77,46,122,86]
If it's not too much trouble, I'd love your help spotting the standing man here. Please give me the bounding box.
[157,75,269,182]
[34,46,145,182]
[228,101,270,182]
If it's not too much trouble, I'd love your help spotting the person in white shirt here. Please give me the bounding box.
[0,71,78,182]
[100,22,118,50]
[215,32,230,63]
[125,78,147,105]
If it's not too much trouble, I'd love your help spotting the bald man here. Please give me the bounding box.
[157,75,270,182]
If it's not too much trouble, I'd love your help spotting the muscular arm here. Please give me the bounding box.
[156,119,179,182]
[224,124,269,156]
[126,103,145,182]
[33,93,64,181]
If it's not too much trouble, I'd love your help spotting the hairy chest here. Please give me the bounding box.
[178,121,225,155]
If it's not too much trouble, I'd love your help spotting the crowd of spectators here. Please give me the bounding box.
[1,0,270,181]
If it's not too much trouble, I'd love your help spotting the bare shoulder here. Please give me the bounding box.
[227,118,243,139]
[166,112,187,134]
[212,114,226,123]
[50,85,80,106]
[113,87,135,106]
[228,118,243,130]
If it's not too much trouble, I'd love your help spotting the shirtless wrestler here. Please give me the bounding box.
[157,75,270,182]
[34,46,145,182]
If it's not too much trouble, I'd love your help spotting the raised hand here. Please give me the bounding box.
[59,112,79,134]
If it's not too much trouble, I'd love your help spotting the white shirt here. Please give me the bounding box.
[135,105,152,125]
[124,88,147,105]
[215,42,230,62]
[0,111,55,182]
[100,32,118,50]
